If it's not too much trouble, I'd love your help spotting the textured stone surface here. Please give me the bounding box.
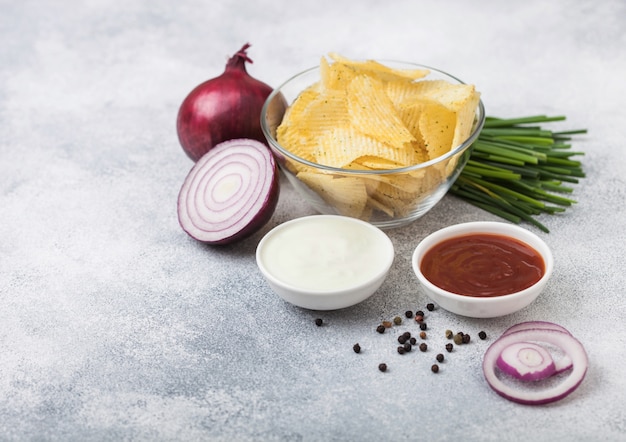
[1,0,625,440]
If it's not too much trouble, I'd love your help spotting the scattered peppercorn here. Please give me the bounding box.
[403,342,412,352]
[409,337,417,345]
[445,343,454,353]
[431,364,439,373]
[397,346,406,355]
[419,331,427,339]
[415,310,424,317]
[405,310,413,318]
[376,325,386,334]
[402,331,411,339]
[453,333,464,345]
[445,329,453,339]
[378,363,387,372]
[315,318,323,326]
[398,335,407,345]
[393,316,402,325]
[479,331,487,340]
[419,343,428,352]
[426,303,435,311]
[382,321,393,328]
[436,353,444,363]
[414,315,424,323]
[463,334,471,344]
[420,322,428,331]
[353,343,361,353]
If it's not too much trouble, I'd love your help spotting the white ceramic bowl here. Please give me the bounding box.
[256,215,394,310]
[411,221,554,318]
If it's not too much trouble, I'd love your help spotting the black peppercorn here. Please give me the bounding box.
[420,322,428,331]
[376,325,386,334]
[397,346,406,355]
[402,331,411,339]
[431,364,439,373]
[409,337,417,345]
[415,310,424,317]
[403,342,412,352]
[479,331,487,340]
[463,334,471,344]
[445,343,453,353]
[315,318,323,326]
[353,343,361,353]
[426,303,435,311]
[419,343,428,352]
[398,335,407,345]
[436,353,444,363]
[405,310,413,318]
[378,363,387,372]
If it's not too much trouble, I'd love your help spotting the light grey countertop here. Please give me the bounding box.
[1,0,625,440]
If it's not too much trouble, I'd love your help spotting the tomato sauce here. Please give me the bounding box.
[420,233,545,297]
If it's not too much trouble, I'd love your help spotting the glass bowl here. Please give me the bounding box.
[261,61,486,229]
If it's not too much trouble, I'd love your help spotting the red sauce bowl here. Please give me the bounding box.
[412,222,554,318]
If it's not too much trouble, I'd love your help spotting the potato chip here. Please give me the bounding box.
[314,127,425,169]
[347,75,416,148]
[297,171,368,218]
[328,53,430,82]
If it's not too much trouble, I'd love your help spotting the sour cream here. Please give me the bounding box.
[256,215,394,309]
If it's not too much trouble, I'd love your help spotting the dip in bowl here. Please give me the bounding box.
[256,215,394,310]
[412,221,554,318]
[261,56,485,229]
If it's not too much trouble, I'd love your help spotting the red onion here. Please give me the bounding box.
[496,341,557,381]
[177,43,273,162]
[177,138,279,245]
[502,321,574,373]
[483,327,588,405]
[503,321,572,336]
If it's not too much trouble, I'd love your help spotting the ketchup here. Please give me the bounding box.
[420,233,545,297]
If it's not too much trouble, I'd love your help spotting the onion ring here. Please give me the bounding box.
[483,328,588,405]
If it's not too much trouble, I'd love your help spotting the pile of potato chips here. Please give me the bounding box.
[276,53,481,221]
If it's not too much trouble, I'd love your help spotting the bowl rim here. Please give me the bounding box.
[261,60,486,175]
[411,221,554,303]
[256,214,395,296]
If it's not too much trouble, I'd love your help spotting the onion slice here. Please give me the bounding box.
[177,139,279,245]
[503,321,572,336]
[502,321,573,373]
[483,329,588,405]
[496,341,556,381]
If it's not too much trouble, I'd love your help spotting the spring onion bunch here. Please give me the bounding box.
[451,115,586,232]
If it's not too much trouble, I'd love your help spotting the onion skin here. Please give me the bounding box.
[177,43,273,162]
[177,139,280,245]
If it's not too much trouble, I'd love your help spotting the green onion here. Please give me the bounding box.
[452,115,586,233]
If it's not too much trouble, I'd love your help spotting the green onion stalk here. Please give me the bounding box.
[452,115,587,233]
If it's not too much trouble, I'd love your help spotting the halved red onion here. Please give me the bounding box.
[502,321,573,373]
[483,328,588,405]
[177,139,279,245]
[496,341,556,381]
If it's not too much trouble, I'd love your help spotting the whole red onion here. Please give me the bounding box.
[176,43,273,162]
